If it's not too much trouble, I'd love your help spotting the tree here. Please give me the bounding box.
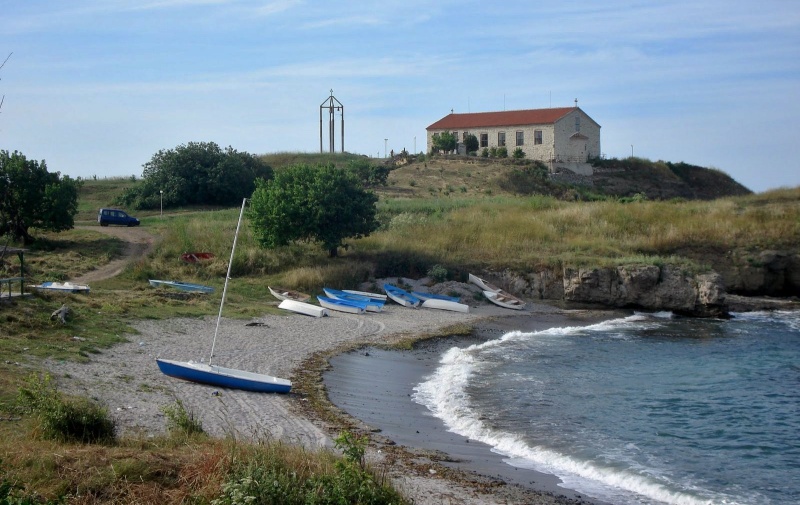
[345,159,391,187]
[464,133,479,154]
[431,131,457,154]
[118,142,272,210]
[248,164,378,257]
[0,150,80,245]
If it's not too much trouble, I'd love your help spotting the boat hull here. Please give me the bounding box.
[32,281,90,293]
[383,283,421,308]
[342,289,387,301]
[469,273,501,292]
[156,358,291,393]
[278,299,329,317]
[181,252,215,263]
[317,296,367,314]
[323,288,384,312]
[149,279,214,293]
[412,291,461,303]
[268,286,311,302]
[483,290,526,310]
[421,298,470,313]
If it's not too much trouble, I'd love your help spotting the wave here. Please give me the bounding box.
[412,314,747,505]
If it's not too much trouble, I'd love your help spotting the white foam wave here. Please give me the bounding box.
[412,319,744,505]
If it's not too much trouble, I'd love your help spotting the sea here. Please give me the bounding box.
[412,310,800,505]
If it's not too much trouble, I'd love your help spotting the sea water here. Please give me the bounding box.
[413,311,800,505]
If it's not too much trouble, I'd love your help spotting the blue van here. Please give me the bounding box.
[98,208,140,227]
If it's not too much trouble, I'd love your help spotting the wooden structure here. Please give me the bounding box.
[0,246,29,300]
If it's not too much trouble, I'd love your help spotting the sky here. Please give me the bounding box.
[1,1,799,193]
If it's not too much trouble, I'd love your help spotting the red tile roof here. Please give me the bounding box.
[427,107,577,130]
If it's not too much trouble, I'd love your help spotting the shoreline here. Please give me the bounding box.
[324,311,622,505]
[42,295,622,505]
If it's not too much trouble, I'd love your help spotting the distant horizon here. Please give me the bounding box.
[3,1,799,192]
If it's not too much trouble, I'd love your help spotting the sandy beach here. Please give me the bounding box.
[43,287,613,505]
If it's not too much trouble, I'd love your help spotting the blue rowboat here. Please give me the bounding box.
[156,358,291,393]
[149,279,214,294]
[317,295,368,314]
[383,283,421,308]
[411,290,461,303]
[323,287,384,312]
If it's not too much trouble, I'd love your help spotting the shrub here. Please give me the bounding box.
[497,146,508,158]
[161,398,205,436]
[512,147,525,159]
[16,373,116,444]
[481,148,489,158]
[427,264,448,283]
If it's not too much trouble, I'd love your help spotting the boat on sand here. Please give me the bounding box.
[278,299,329,317]
[383,283,421,308]
[268,286,311,303]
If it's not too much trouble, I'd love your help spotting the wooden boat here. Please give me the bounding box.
[268,286,311,303]
[278,299,329,317]
[421,298,469,313]
[342,289,388,301]
[317,295,367,314]
[323,287,384,312]
[412,290,461,303]
[468,273,501,292]
[180,252,215,263]
[483,289,526,310]
[30,281,90,293]
[149,279,214,294]
[156,199,291,394]
[383,283,421,308]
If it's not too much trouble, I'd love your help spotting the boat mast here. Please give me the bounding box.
[209,198,247,365]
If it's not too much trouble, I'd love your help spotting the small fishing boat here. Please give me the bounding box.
[278,299,329,317]
[412,290,461,303]
[468,273,501,292]
[483,290,526,310]
[323,287,384,312]
[421,298,470,313]
[149,279,214,294]
[342,289,388,301]
[317,295,367,314]
[30,281,90,293]
[181,252,215,263]
[156,199,291,393]
[383,283,421,308]
[268,286,311,303]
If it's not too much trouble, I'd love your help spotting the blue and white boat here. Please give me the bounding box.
[383,283,421,308]
[156,199,291,394]
[156,359,291,393]
[149,279,214,294]
[411,290,461,303]
[323,287,384,312]
[317,295,368,314]
[31,281,91,293]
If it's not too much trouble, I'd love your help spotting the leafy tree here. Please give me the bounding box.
[464,133,479,154]
[345,159,391,187]
[248,164,378,257]
[118,142,272,210]
[0,150,80,245]
[431,131,457,154]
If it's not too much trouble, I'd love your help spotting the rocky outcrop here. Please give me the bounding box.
[561,265,727,317]
[716,250,800,297]
[490,265,729,317]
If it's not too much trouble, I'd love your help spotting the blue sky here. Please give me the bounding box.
[2,0,799,192]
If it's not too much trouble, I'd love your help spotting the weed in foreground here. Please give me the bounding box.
[15,373,116,444]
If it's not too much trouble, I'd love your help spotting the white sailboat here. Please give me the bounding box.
[156,199,292,393]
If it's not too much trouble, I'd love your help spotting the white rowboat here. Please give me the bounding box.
[269,286,311,302]
[278,299,329,317]
[421,298,470,313]
[483,290,526,310]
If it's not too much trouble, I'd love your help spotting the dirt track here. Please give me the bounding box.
[71,225,156,283]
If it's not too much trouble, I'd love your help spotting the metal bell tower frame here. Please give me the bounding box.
[320,90,344,153]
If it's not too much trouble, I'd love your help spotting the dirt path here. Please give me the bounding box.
[72,225,157,283]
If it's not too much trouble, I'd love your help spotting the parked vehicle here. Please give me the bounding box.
[98,208,140,227]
